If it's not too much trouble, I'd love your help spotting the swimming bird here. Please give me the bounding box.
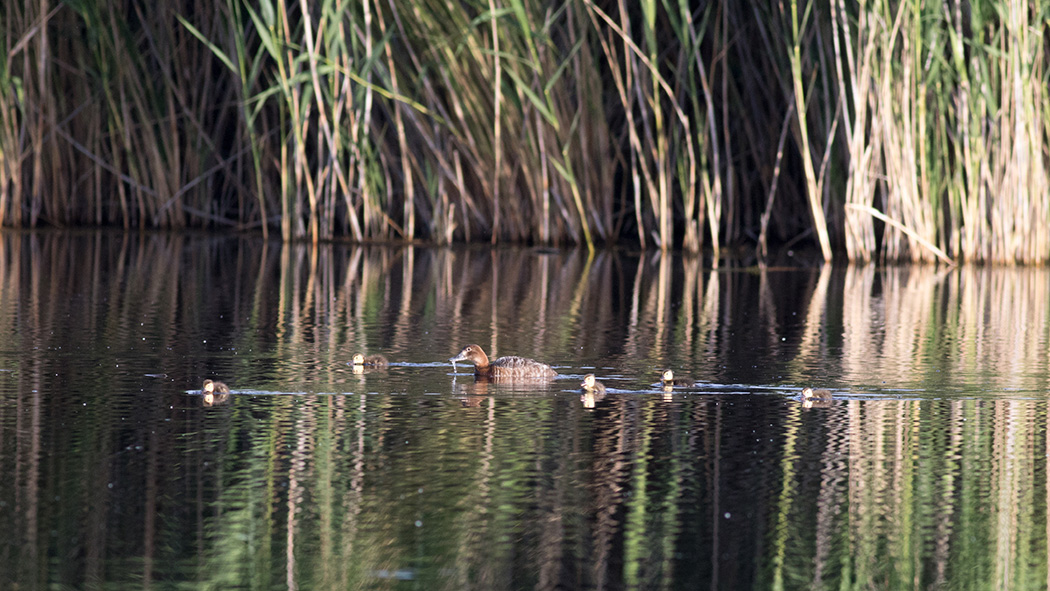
[580,374,607,408]
[661,369,695,388]
[581,374,607,395]
[202,379,230,406]
[801,387,833,401]
[448,344,557,378]
[352,353,389,367]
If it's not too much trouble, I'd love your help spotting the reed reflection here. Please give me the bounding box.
[2,233,1050,589]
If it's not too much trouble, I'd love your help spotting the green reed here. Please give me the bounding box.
[2,1,1050,262]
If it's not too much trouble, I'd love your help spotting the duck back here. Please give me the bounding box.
[489,355,557,378]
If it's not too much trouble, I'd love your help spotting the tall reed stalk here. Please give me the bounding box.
[0,2,32,228]
[786,0,832,262]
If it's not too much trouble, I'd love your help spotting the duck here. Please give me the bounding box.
[801,387,833,401]
[581,374,607,396]
[580,374,607,408]
[351,353,389,367]
[661,369,695,388]
[202,379,230,406]
[448,344,557,378]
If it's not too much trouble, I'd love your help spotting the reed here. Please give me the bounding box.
[0,1,30,228]
[836,0,1050,263]
[2,1,1050,262]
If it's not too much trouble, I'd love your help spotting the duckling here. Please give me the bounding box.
[449,344,557,379]
[801,387,833,401]
[581,374,607,396]
[580,374,607,408]
[202,379,230,406]
[351,353,389,367]
[661,369,695,388]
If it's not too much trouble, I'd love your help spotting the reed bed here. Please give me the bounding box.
[1,1,1049,262]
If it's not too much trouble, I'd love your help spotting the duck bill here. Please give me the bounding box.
[448,351,469,364]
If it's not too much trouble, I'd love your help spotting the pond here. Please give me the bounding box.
[1,231,1049,590]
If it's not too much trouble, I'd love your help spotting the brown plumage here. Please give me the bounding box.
[448,344,557,378]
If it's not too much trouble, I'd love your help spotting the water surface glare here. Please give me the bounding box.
[1,232,1049,589]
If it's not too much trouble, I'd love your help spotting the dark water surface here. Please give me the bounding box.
[2,232,1049,590]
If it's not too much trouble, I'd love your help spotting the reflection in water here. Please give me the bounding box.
[1,233,1050,588]
[580,389,605,408]
[201,379,231,406]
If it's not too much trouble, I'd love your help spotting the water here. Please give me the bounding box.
[1,232,1049,589]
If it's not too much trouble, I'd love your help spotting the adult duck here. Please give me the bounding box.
[448,344,557,378]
